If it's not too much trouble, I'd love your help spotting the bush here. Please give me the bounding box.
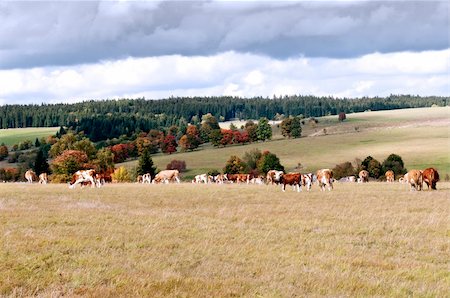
[224,156,247,174]
[257,151,284,175]
[111,166,131,183]
[382,154,407,176]
[166,160,187,172]
[333,161,356,179]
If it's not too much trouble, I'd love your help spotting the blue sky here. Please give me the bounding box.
[0,0,448,105]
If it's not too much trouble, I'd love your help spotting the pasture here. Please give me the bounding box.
[1,182,449,296]
[0,127,58,147]
[123,107,450,178]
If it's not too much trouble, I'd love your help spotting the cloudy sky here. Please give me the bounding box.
[0,0,448,105]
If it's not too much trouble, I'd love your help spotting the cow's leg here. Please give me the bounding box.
[281,184,286,192]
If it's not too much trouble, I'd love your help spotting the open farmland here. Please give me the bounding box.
[123,107,450,178]
[0,127,58,147]
[0,182,449,296]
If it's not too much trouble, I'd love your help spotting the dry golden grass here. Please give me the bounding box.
[1,182,449,297]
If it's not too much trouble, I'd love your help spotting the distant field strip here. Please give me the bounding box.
[0,182,448,296]
[0,127,58,146]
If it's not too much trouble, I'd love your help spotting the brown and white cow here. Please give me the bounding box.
[136,175,143,183]
[280,172,302,192]
[405,169,423,191]
[316,169,333,191]
[214,174,228,184]
[358,170,369,183]
[385,170,395,183]
[69,169,98,189]
[153,170,180,184]
[422,168,439,190]
[226,173,250,184]
[24,169,36,183]
[38,173,48,184]
[142,173,152,184]
[301,173,313,191]
[266,170,284,185]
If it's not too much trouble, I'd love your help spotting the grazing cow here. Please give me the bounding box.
[24,169,36,183]
[405,169,423,191]
[280,172,302,192]
[142,173,152,184]
[358,170,369,183]
[193,174,208,184]
[422,168,439,190]
[339,176,356,183]
[38,173,48,184]
[249,176,265,185]
[226,173,249,184]
[385,170,395,183]
[69,169,98,189]
[153,170,180,184]
[266,170,284,185]
[316,169,333,191]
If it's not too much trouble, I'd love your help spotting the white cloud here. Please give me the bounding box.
[0,49,448,104]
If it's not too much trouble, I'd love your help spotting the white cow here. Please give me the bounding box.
[193,174,208,184]
[69,169,98,189]
[142,173,152,184]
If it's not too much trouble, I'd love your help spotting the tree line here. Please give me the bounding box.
[1,95,447,141]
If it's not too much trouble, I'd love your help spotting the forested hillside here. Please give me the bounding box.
[1,95,447,141]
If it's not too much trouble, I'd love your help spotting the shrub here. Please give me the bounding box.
[382,154,407,176]
[111,166,131,183]
[333,161,356,179]
[166,160,187,172]
[224,156,247,174]
[257,151,284,175]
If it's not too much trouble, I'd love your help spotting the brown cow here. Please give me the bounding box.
[316,169,333,191]
[69,169,98,189]
[422,168,439,190]
[280,172,302,192]
[385,170,395,183]
[225,173,249,184]
[358,170,369,183]
[405,169,422,191]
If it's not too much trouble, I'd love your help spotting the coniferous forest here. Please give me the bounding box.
[0,94,447,142]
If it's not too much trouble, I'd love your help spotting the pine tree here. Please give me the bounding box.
[137,148,157,177]
[34,148,49,175]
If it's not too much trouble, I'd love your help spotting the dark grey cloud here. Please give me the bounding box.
[0,0,448,69]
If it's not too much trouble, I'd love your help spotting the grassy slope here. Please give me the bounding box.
[123,107,450,177]
[0,127,58,147]
[0,183,448,296]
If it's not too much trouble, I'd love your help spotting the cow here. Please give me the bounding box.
[339,176,356,183]
[38,173,48,184]
[266,170,284,185]
[193,174,208,184]
[280,172,302,192]
[249,176,265,185]
[226,173,249,184]
[136,175,143,183]
[405,169,423,191]
[69,169,98,189]
[142,173,152,184]
[385,170,395,183]
[24,169,36,183]
[214,174,228,184]
[316,169,333,191]
[301,173,313,191]
[422,168,439,190]
[358,170,369,183]
[153,169,180,184]
[398,173,408,184]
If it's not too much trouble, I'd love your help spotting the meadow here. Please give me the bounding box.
[123,107,450,179]
[0,127,58,147]
[0,182,449,296]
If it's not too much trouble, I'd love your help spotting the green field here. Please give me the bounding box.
[0,183,448,296]
[0,127,58,147]
[123,107,450,178]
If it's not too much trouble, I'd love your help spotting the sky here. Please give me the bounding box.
[0,0,449,105]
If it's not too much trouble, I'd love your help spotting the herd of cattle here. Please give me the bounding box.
[22,167,440,192]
